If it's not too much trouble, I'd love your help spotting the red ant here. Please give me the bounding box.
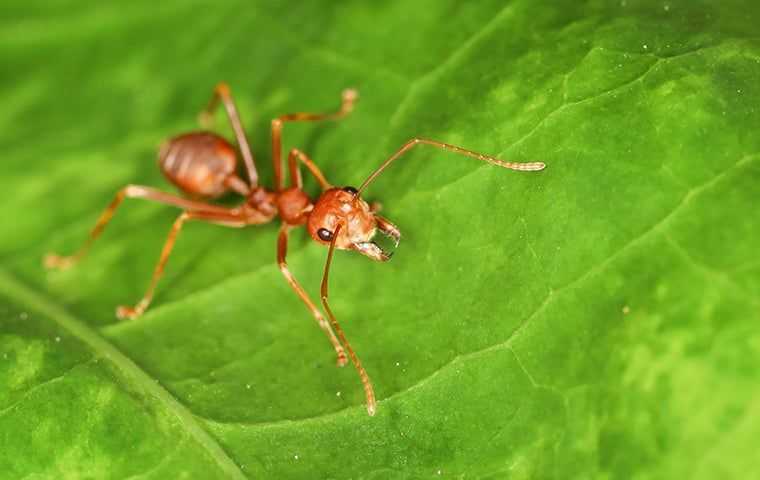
[45,83,546,416]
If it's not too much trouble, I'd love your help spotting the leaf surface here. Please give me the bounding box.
[1,1,759,478]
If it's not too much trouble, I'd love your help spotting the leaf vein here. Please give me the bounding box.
[0,358,94,419]
[200,152,757,429]
[0,270,247,480]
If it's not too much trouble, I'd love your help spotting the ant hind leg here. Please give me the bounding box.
[198,82,258,187]
[44,185,232,270]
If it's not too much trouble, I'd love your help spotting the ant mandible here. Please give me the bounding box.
[44,83,546,416]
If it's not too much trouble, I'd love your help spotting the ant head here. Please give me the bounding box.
[307,186,395,261]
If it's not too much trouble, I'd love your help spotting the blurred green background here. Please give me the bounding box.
[1,1,759,479]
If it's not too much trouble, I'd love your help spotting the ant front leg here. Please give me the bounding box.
[276,224,348,367]
[271,88,358,191]
[45,185,231,270]
[321,223,376,416]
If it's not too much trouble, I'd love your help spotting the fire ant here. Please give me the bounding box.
[44,83,546,416]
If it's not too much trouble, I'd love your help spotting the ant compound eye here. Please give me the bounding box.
[317,228,334,242]
[342,186,358,194]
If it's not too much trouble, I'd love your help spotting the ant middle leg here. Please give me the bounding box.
[115,209,248,319]
[272,88,358,191]
[277,223,348,367]
[44,185,231,270]
[287,148,331,190]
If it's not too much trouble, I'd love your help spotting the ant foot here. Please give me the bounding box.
[336,350,348,367]
[116,305,143,320]
[44,253,75,271]
[341,88,359,113]
[342,88,359,102]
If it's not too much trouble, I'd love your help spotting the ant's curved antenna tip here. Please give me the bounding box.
[502,161,546,172]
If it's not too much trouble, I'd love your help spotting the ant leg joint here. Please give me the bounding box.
[116,304,143,320]
[123,184,144,197]
[215,82,230,96]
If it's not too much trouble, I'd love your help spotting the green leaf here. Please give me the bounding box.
[2,1,759,478]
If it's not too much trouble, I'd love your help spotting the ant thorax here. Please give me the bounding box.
[275,187,312,225]
[307,187,377,252]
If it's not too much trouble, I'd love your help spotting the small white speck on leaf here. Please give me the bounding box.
[246,384,251,390]
[55,336,61,342]
[2,353,7,359]
[294,455,299,460]
[623,305,631,315]
[336,391,341,397]
[19,312,28,320]
[395,362,400,367]
[437,470,442,475]
[643,44,648,50]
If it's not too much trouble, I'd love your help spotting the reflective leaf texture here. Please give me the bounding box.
[1,1,759,478]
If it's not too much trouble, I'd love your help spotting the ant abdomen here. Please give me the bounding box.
[158,132,239,198]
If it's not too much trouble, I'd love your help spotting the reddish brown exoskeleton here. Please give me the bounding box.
[45,83,545,415]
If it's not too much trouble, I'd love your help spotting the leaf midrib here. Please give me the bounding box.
[0,268,247,480]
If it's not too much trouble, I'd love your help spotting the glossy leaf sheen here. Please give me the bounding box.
[2,1,759,478]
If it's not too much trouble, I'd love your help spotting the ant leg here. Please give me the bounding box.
[277,224,348,367]
[116,211,192,319]
[357,138,546,195]
[321,223,376,416]
[45,185,232,270]
[287,148,331,190]
[115,209,238,319]
[272,88,358,191]
[199,82,258,187]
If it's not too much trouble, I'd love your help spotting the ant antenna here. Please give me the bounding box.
[356,138,545,196]
[321,223,377,416]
